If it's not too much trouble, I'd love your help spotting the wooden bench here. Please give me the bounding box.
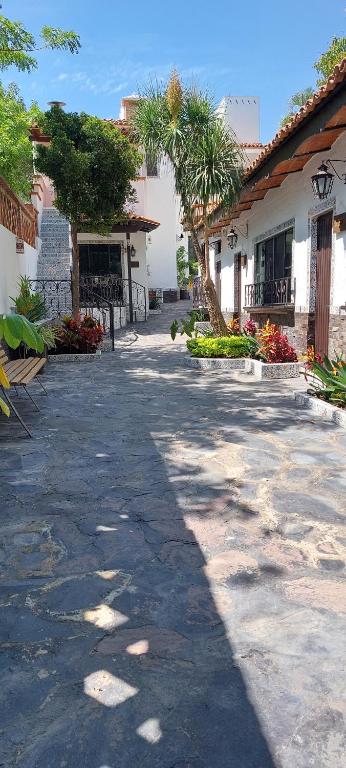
[0,345,47,437]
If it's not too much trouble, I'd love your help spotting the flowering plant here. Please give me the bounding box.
[257,320,298,363]
[305,353,346,408]
[55,314,104,354]
[243,318,257,337]
[301,345,323,369]
[227,317,241,335]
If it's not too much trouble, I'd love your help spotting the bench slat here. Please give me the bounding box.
[19,358,46,385]
[4,357,46,385]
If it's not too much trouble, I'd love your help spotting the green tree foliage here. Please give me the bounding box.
[0,81,41,199]
[0,14,80,72]
[176,245,189,288]
[132,73,243,336]
[280,88,314,128]
[36,107,142,232]
[35,106,142,313]
[314,36,346,87]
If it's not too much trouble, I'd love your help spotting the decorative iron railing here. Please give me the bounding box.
[29,274,147,351]
[244,277,295,308]
[193,276,205,308]
[79,275,147,321]
[0,176,37,247]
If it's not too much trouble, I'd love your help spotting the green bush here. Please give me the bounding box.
[187,336,254,358]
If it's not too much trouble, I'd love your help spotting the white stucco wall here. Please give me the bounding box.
[211,132,346,316]
[144,162,178,291]
[216,97,260,144]
[0,225,38,314]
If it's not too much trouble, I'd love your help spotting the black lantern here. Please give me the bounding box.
[311,162,334,200]
[227,227,238,249]
[130,245,136,259]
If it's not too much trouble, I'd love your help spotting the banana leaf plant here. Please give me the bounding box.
[0,314,44,419]
[0,313,44,353]
[305,353,346,407]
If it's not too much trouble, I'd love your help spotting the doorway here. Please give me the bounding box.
[315,211,333,357]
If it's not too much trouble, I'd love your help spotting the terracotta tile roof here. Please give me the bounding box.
[128,213,160,227]
[202,57,346,233]
[245,57,346,181]
[240,142,264,148]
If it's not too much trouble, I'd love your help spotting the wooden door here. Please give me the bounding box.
[234,254,242,317]
[215,260,222,304]
[315,211,333,357]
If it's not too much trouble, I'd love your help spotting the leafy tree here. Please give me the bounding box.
[176,246,189,288]
[280,88,314,128]
[314,36,346,87]
[35,106,142,315]
[0,81,41,199]
[132,73,243,336]
[0,13,80,72]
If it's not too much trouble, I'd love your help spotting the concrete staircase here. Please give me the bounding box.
[36,208,72,316]
[37,208,71,280]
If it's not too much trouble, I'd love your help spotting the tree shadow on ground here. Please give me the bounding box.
[0,335,344,767]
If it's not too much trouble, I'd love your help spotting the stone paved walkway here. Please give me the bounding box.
[1,302,345,768]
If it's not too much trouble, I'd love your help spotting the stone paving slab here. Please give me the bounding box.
[0,301,345,767]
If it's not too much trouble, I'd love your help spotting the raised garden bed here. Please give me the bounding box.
[187,357,246,370]
[245,358,301,380]
[48,350,102,363]
[294,391,346,427]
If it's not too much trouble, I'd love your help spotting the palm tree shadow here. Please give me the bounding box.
[0,345,290,768]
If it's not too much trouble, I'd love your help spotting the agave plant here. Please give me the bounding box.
[306,353,346,407]
[11,276,48,323]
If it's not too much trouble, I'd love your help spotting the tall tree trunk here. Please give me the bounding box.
[71,223,79,319]
[189,220,228,337]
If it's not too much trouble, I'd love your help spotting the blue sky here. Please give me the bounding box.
[2,0,345,142]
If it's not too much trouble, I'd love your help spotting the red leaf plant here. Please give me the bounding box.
[55,314,104,354]
[257,320,297,364]
[243,318,257,337]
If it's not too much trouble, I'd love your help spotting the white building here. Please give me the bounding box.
[202,59,346,357]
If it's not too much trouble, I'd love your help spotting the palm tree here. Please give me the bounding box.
[280,87,314,128]
[132,73,243,336]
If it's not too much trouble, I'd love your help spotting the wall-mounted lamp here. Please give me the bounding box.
[130,245,136,259]
[227,223,248,249]
[311,159,346,200]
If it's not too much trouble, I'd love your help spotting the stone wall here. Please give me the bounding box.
[328,313,346,356]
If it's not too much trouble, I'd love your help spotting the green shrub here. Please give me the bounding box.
[186,336,254,358]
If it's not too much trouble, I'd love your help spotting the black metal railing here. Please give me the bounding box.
[79,275,147,322]
[29,275,147,352]
[244,277,295,308]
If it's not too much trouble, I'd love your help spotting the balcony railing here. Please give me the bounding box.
[0,176,37,247]
[244,277,295,308]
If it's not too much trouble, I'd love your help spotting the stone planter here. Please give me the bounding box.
[294,391,346,427]
[187,357,246,371]
[245,358,301,380]
[48,350,102,363]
